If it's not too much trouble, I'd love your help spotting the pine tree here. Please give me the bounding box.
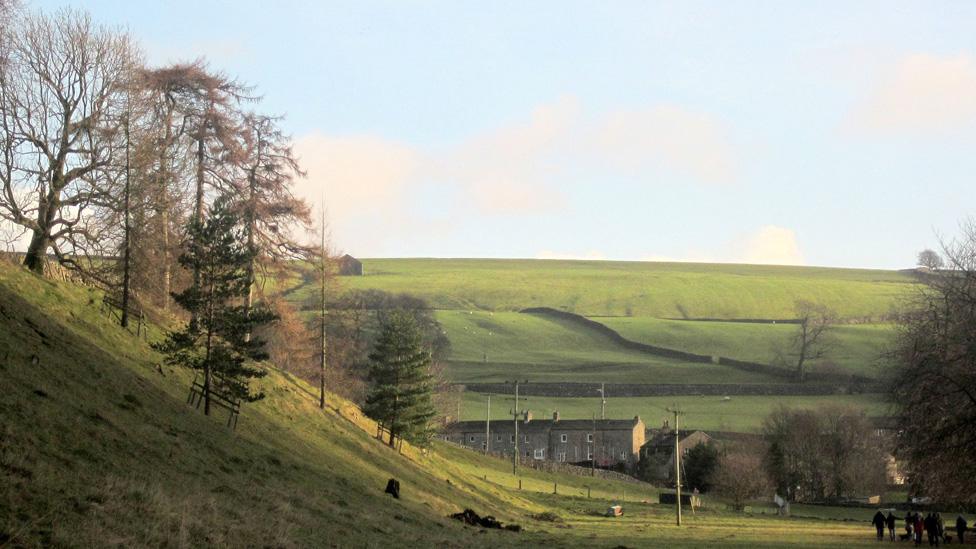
[363,311,437,448]
[154,194,276,416]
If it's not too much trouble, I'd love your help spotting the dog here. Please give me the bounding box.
[899,533,912,541]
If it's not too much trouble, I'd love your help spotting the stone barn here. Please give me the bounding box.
[336,254,363,276]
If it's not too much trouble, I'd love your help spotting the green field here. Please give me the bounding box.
[438,310,779,384]
[328,258,915,319]
[459,393,890,433]
[598,317,894,378]
[2,260,929,547]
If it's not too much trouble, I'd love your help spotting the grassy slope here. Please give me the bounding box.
[459,393,890,433]
[598,317,894,378]
[438,311,778,384]
[333,258,913,319]
[0,262,921,547]
[281,259,903,380]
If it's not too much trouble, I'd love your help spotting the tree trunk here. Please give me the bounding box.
[158,103,174,312]
[23,188,58,274]
[243,164,256,343]
[121,103,131,328]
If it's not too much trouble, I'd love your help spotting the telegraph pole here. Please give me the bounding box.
[507,380,528,476]
[318,203,327,409]
[485,394,491,454]
[667,405,684,526]
[591,413,596,476]
[599,383,607,420]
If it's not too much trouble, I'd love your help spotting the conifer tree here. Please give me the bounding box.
[363,312,437,448]
[155,194,276,415]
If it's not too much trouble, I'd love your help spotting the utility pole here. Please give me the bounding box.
[506,380,528,476]
[485,394,491,454]
[591,413,596,476]
[667,405,684,526]
[319,203,327,409]
[599,383,607,420]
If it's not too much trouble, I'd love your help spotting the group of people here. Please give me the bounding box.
[872,510,969,545]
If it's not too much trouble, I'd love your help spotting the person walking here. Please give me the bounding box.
[874,510,887,541]
[925,513,938,547]
[956,515,968,545]
[907,512,915,542]
[916,512,925,547]
[887,511,897,541]
[936,513,944,545]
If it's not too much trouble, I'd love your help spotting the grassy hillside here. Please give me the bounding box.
[0,261,929,547]
[438,311,779,384]
[273,258,908,385]
[597,317,894,378]
[328,258,914,320]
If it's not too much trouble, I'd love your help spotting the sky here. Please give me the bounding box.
[34,0,976,269]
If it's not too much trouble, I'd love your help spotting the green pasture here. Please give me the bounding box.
[598,316,895,378]
[459,392,891,433]
[0,261,947,547]
[438,310,781,384]
[329,258,915,320]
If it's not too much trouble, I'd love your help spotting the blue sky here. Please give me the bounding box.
[37,0,976,268]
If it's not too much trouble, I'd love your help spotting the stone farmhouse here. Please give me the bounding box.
[640,428,714,480]
[439,412,646,470]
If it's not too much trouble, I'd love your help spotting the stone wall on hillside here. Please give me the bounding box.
[519,307,877,385]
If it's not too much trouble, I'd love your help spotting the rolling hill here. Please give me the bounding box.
[0,259,899,547]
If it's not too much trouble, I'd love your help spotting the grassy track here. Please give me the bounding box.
[459,392,891,433]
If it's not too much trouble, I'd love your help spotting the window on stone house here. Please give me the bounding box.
[560,434,567,443]
[534,448,545,460]
[587,433,593,442]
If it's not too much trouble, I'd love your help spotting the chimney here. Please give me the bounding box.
[523,410,533,423]
[553,411,560,422]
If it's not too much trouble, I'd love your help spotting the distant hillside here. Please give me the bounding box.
[320,258,914,320]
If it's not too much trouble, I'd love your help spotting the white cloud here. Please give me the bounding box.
[536,249,607,261]
[293,134,423,253]
[736,225,805,265]
[636,226,804,266]
[591,104,737,184]
[293,97,742,254]
[847,53,976,135]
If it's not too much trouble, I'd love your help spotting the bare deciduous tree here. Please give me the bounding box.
[713,450,770,511]
[889,221,976,504]
[917,248,944,270]
[763,405,887,502]
[0,9,133,275]
[790,300,834,382]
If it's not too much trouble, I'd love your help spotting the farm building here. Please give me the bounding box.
[336,254,363,276]
[640,427,714,480]
[439,412,645,470]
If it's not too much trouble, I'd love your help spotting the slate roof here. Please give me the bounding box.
[442,418,640,434]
